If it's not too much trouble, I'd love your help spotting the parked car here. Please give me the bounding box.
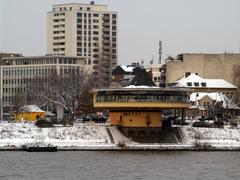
[92,114,107,123]
[75,117,84,123]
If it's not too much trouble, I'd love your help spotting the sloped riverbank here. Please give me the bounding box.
[1,122,240,151]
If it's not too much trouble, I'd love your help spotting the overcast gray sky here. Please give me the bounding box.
[1,0,240,64]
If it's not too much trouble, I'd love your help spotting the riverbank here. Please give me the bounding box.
[0,122,240,151]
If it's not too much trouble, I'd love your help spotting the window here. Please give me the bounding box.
[201,82,207,87]
[93,14,99,17]
[194,82,199,87]
[187,82,192,86]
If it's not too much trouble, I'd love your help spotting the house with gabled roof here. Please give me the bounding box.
[173,72,239,118]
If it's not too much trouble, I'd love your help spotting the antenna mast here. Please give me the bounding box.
[159,41,162,64]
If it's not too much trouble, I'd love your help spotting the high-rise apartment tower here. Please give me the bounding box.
[47,1,118,87]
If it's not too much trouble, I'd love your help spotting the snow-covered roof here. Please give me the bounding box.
[120,65,134,73]
[20,105,45,112]
[190,92,240,109]
[124,85,158,89]
[175,73,237,89]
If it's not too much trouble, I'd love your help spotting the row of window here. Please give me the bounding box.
[53,19,65,22]
[77,19,99,23]
[54,12,65,16]
[53,30,65,34]
[96,95,189,103]
[53,36,65,40]
[77,13,99,18]
[77,30,99,35]
[187,82,207,87]
[53,24,65,28]
[122,112,142,117]
[2,77,52,85]
[76,36,116,42]
[53,6,115,13]
[53,42,65,46]
[54,6,72,12]
[12,58,77,65]
[53,48,65,52]
[77,25,99,29]
[3,68,55,76]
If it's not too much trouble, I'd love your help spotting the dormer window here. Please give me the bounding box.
[201,82,207,87]
[187,82,192,86]
[194,82,199,87]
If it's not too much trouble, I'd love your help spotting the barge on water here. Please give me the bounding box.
[23,143,58,152]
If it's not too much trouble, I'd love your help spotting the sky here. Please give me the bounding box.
[1,0,240,65]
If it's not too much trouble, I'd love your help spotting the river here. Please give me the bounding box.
[0,151,239,180]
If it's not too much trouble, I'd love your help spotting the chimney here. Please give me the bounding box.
[185,72,191,78]
[90,1,95,5]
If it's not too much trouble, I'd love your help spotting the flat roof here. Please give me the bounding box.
[53,3,108,7]
[2,55,85,60]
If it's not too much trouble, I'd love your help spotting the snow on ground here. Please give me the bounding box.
[182,126,240,145]
[0,122,111,148]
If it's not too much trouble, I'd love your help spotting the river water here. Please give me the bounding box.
[0,151,239,180]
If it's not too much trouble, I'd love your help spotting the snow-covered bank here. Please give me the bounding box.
[182,126,240,146]
[1,122,240,151]
[0,122,111,148]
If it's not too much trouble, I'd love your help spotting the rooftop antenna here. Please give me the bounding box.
[239,40,240,54]
[141,59,144,67]
[159,40,162,64]
[150,56,154,65]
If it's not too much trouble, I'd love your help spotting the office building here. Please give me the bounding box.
[0,55,85,119]
[47,1,118,87]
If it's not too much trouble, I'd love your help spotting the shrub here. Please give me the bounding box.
[193,121,213,128]
[230,120,238,128]
[117,140,126,148]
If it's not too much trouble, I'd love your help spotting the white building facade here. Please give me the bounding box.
[47,2,118,87]
[0,55,85,119]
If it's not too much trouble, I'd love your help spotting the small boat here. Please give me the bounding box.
[23,143,58,152]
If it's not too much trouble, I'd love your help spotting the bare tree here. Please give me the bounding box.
[23,68,95,122]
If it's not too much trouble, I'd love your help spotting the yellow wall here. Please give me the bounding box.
[14,112,46,121]
[109,111,162,128]
[94,101,190,109]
